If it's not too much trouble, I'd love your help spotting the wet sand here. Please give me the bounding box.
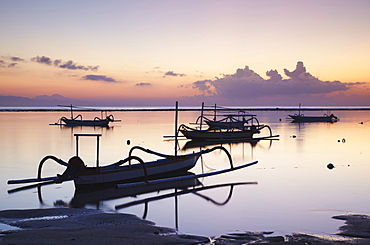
[1,208,370,244]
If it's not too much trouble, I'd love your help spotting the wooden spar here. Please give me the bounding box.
[116,160,258,189]
[70,104,73,119]
[8,180,59,194]
[74,133,101,168]
[57,104,75,119]
[163,135,186,138]
[214,103,217,121]
[204,134,280,142]
[175,101,178,156]
[8,178,74,194]
[200,102,204,130]
[165,134,279,141]
[8,176,58,185]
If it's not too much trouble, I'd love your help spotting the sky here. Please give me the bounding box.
[1,0,370,106]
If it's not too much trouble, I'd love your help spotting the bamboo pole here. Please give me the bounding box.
[174,101,178,156]
[200,102,204,130]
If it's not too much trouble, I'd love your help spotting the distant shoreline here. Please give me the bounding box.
[0,107,369,112]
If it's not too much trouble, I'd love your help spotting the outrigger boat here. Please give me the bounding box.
[8,102,258,190]
[192,103,250,130]
[52,104,119,127]
[59,116,114,127]
[8,133,247,189]
[289,114,338,123]
[179,103,278,141]
[179,124,272,141]
[8,133,257,189]
[288,104,339,123]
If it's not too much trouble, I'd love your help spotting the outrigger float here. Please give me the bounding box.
[51,104,120,127]
[178,103,279,141]
[8,102,258,190]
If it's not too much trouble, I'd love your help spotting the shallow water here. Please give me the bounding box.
[1,109,369,237]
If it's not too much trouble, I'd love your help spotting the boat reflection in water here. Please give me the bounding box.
[28,172,257,230]
[69,172,202,209]
[181,137,278,150]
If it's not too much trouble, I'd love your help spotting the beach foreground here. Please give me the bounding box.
[1,208,370,244]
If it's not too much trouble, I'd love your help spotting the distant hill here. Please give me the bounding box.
[0,94,87,106]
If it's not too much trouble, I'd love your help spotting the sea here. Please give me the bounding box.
[0,105,369,237]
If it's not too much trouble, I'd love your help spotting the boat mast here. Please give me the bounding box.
[213,104,217,121]
[174,101,178,156]
[70,104,74,119]
[200,102,204,130]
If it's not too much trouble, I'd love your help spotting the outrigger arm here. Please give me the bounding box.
[7,155,68,185]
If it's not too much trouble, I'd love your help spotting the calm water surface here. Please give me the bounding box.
[1,110,369,237]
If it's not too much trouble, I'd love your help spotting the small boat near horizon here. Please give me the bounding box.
[288,103,339,123]
[288,113,339,123]
[51,104,120,127]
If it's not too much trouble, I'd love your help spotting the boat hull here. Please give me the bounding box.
[74,153,200,187]
[205,120,245,129]
[61,118,110,127]
[180,129,258,141]
[289,115,338,123]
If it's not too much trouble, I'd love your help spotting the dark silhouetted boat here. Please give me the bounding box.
[289,113,338,123]
[288,104,339,123]
[52,104,119,127]
[179,123,274,141]
[179,103,278,141]
[8,133,256,189]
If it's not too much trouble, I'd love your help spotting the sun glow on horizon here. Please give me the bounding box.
[1,0,370,106]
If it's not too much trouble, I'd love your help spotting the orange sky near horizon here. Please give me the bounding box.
[1,0,370,106]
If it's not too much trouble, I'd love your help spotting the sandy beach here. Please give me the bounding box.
[0,208,210,244]
[1,208,370,244]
